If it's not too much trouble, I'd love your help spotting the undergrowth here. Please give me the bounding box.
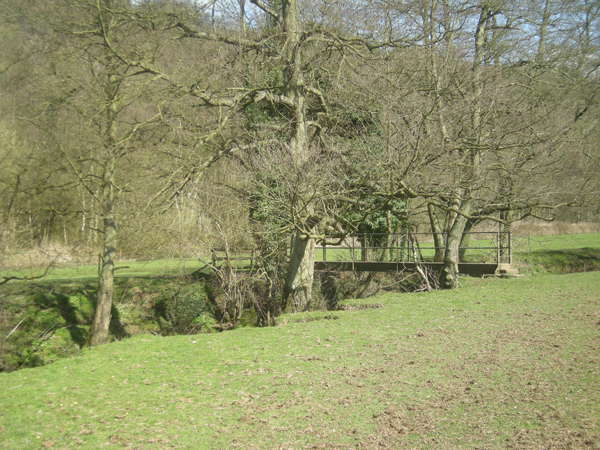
[0,277,215,372]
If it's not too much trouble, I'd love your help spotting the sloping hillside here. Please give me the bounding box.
[1,272,599,449]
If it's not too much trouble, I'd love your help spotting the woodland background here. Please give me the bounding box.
[1,0,599,346]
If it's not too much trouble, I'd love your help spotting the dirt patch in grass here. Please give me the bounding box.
[338,303,383,311]
[278,313,341,324]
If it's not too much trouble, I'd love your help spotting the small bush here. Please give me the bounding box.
[155,283,214,334]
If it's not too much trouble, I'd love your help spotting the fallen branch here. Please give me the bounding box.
[5,316,29,340]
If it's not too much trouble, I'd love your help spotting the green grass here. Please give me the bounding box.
[513,233,600,274]
[1,272,599,449]
[314,242,493,263]
[513,232,600,252]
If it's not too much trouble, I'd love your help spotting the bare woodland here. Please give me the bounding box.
[0,0,599,344]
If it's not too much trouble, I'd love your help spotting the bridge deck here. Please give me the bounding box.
[314,261,500,275]
[313,231,513,275]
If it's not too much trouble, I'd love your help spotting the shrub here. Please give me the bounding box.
[155,283,214,334]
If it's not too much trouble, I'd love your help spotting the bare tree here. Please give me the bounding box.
[358,0,596,288]
[169,0,398,309]
[22,0,192,345]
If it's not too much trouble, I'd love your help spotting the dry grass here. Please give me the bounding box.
[0,242,97,272]
[512,221,600,237]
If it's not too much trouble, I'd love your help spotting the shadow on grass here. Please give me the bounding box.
[78,284,130,341]
[108,305,130,340]
[55,293,88,346]
[32,292,89,347]
[31,284,131,344]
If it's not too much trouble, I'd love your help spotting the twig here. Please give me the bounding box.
[5,316,28,340]
[0,263,53,285]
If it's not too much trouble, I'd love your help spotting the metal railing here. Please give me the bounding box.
[317,231,511,265]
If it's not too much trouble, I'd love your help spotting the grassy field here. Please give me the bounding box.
[1,271,599,449]
[512,233,600,274]
[513,232,600,252]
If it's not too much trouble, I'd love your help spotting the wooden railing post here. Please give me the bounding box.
[322,241,327,262]
[361,233,366,261]
[497,231,501,264]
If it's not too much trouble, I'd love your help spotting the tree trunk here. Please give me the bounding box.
[458,218,475,261]
[280,0,316,311]
[440,1,487,289]
[89,160,116,347]
[537,0,551,62]
[89,56,119,345]
[428,203,445,262]
[284,231,315,311]
[89,213,115,346]
[440,201,470,289]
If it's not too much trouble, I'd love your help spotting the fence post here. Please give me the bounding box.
[497,231,501,264]
[442,232,446,262]
[323,241,327,262]
[362,233,367,261]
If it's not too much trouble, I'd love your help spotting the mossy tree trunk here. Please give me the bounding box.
[440,199,471,289]
[458,218,476,261]
[89,36,121,346]
[441,0,488,289]
[278,0,316,311]
[89,175,116,346]
[428,204,446,262]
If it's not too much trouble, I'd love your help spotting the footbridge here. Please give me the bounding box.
[314,231,514,276]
